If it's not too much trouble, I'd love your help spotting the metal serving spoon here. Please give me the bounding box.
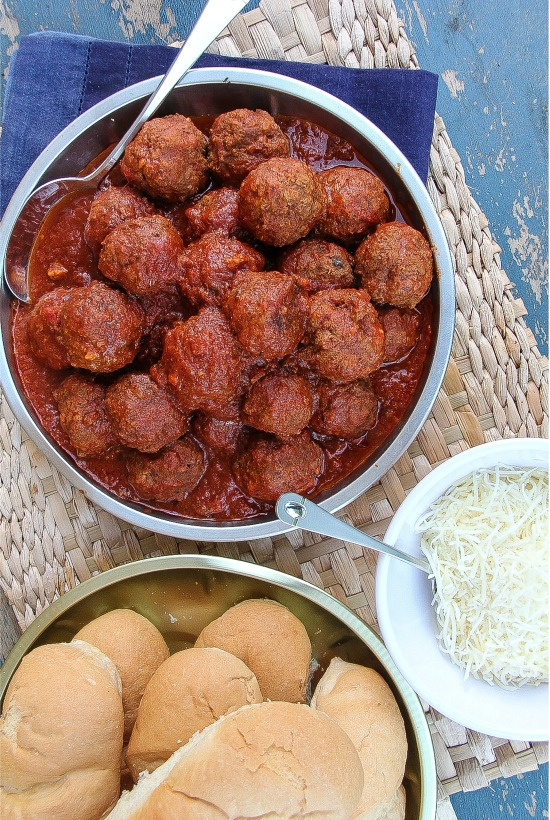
[276,492,431,574]
[2,0,250,303]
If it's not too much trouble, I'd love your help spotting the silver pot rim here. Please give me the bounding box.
[0,66,455,541]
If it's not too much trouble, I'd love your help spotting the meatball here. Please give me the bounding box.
[355,221,433,309]
[152,307,250,420]
[134,285,190,368]
[310,380,378,439]
[177,232,265,307]
[55,374,117,457]
[279,239,354,292]
[120,113,208,202]
[379,307,420,362]
[305,289,384,382]
[238,158,327,246]
[192,413,243,455]
[317,166,390,243]
[126,437,205,502]
[233,431,323,501]
[26,288,72,370]
[84,185,155,252]
[105,373,188,453]
[179,187,243,242]
[225,271,308,359]
[58,281,144,372]
[99,215,184,296]
[137,284,188,336]
[242,374,314,438]
[208,108,290,185]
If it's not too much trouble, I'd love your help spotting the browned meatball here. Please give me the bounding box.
[305,289,384,382]
[225,271,308,360]
[105,373,188,453]
[208,109,290,185]
[233,431,323,501]
[55,374,117,457]
[98,215,184,296]
[317,166,390,243]
[134,285,190,368]
[26,288,72,370]
[279,239,354,292]
[152,307,250,420]
[379,307,420,362]
[126,437,205,501]
[120,114,208,202]
[84,185,155,252]
[310,380,378,439]
[177,232,265,307]
[238,158,327,246]
[137,284,188,336]
[355,221,433,309]
[242,374,314,438]
[58,281,144,372]
[179,187,243,242]
[192,413,243,455]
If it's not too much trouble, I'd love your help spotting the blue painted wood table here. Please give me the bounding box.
[0,1,547,818]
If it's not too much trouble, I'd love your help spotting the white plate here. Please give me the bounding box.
[376,438,548,740]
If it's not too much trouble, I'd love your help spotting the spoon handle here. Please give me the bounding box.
[90,0,250,179]
[276,492,432,574]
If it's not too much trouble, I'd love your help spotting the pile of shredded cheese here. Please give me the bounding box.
[416,466,548,689]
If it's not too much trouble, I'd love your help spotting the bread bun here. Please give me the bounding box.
[195,598,311,701]
[73,608,169,738]
[125,646,262,781]
[0,640,124,819]
[311,657,408,818]
[360,785,406,820]
[109,701,364,819]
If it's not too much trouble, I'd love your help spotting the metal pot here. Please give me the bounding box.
[0,555,438,818]
[0,67,455,541]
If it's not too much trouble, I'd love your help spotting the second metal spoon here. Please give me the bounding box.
[276,492,431,574]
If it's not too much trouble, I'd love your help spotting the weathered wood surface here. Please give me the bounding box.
[0,1,547,818]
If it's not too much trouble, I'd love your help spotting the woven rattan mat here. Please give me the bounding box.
[0,0,548,814]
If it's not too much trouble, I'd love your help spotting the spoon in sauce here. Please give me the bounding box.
[2,0,250,303]
[276,492,432,574]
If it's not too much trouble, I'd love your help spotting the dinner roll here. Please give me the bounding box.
[361,785,406,820]
[194,598,311,701]
[125,646,262,781]
[0,640,124,820]
[311,657,408,818]
[73,608,169,738]
[108,701,364,819]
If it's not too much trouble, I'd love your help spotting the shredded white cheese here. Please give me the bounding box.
[415,466,548,689]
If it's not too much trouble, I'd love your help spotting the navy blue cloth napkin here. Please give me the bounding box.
[1,31,438,217]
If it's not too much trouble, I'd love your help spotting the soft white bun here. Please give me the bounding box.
[0,640,124,819]
[358,785,406,820]
[125,646,262,781]
[108,701,364,819]
[311,657,408,818]
[195,598,311,702]
[73,608,169,739]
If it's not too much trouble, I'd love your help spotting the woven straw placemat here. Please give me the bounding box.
[0,0,547,813]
